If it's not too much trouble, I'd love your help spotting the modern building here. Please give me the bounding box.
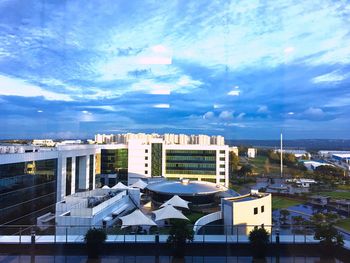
[221,190,272,235]
[94,133,225,146]
[0,145,98,227]
[247,148,257,158]
[0,133,231,228]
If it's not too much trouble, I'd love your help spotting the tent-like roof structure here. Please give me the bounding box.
[160,195,190,209]
[112,182,129,190]
[102,185,110,189]
[119,209,156,229]
[152,205,189,221]
[130,179,148,190]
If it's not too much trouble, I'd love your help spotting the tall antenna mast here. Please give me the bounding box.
[280,132,283,178]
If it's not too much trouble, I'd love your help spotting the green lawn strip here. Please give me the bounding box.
[337,185,350,191]
[336,218,350,232]
[317,191,350,199]
[272,196,304,210]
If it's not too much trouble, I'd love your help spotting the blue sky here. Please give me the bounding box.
[0,0,350,139]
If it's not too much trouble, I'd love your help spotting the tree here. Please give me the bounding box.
[279,209,290,226]
[239,164,253,176]
[264,158,270,174]
[84,228,107,259]
[314,224,344,247]
[249,226,270,259]
[167,220,194,258]
[229,152,239,174]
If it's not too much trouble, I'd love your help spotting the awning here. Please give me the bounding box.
[112,182,129,190]
[152,205,189,221]
[119,209,157,229]
[160,195,190,209]
[130,179,148,190]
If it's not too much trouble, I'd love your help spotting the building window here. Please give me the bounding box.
[254,207,258,215]
[145,170,148,174]
[220,150,225,154]
[261,206,264,213]
[219,157,225,161]
[145,156,148,160]
[219,171,225,175]
[145,149,148,153]
[145,163,148,167]
[220,164,225,168]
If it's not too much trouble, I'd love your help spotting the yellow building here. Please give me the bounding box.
[221,190,272,235]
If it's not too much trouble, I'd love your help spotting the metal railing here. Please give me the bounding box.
[0,224,339,245]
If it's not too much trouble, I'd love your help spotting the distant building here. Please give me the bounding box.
[32,139,56,147]
[303,160,333,171]
[275,149,310,159]
[222,190,272,235]
[247,148,257,158]
[318,150,350,158]
[332,153,350,164]
[229,146,239,156]
[94,133,225,146]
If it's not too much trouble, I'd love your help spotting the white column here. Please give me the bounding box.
[56,157,67,202]
[71,157,76,194]
[91,154,96,190]
[78,156,89,190]
[225,149,229,188]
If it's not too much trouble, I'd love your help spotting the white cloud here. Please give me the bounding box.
[287,112,295,115]
[203,111,215,119]
[219,110,234,120]
[213,104,223,109]
[312,70,350,84]
[0,75,73,101]
[82,105,118,112]
[257,105,269,113]
[304,107,324,117]
[284,47,295,54]
[153,103,170,108]
[227,89,240,96]
[37,110,43,113]
[237,112,246,119]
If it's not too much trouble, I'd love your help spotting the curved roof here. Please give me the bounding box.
[147,180,227,196]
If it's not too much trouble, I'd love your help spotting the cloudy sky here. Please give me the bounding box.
[0,0,350,139]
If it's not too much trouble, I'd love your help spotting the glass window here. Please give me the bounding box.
[261,206,265,213]
[254,207,258,215]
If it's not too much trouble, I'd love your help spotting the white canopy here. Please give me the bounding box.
[152,205,189,221]
[112,182,129,190]
[160,195,190,209]
[130,179,148,190]
[119,209,157,229]
[101,185,110,189]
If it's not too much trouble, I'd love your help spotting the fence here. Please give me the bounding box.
[0,224,331,245]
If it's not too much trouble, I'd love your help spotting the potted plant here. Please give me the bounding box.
[84,228,107,259]
[249,226,270,259]
[167,219,194,259]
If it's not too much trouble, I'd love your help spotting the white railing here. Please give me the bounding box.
[193,211,222,233]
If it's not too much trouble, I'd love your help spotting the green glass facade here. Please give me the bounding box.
[0,159,57,226]
[101,149,128,183]
[151,143,162,177]
[165,150,216,175]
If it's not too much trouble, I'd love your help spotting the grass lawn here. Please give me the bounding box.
[336,218,350,232]
[317,191,350,199]
[337,185,350,191]
[272,196,304,210]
